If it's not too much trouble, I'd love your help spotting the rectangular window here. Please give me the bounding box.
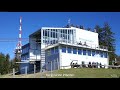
[51,32,52,37]
[55,46,58,53]
[47,49,50,56]
[47,31,49,37]
[88,50,91,56]
[78,49,82,55]
[92,50,95,56]
[62,46,66,53]
[51,48,54,54]
[45,30,47,36]
[61,29,62,33]
[43,29,45,36]
[104,52,107,58]
[73,48,77,54]
[100,51,103,57]
[83,49,86,55]
[53,32,55,38]
[63,29,65,33]
[65,29,67,34]
[56,32,57,38]
[67,47,71,53]
[96,50,99,55]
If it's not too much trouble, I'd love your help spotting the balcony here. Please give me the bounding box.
[44,39,108,51]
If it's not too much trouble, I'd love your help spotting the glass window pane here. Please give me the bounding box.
[51,32,52,37]
[78,49,82,55]
[55,47,58,53]
[51,48,54,54]
[47,49,50,56]
[96,50,99,55]
[43,30,45,36]
[104,52,107,58]
[88,50,91,56]
[67,47,71,53]
[100,51,103,57]
[92,50,95,56]
[45,30,47,36]
[62,46,66,53]
[73,48,77,54]
[83,49,86,55]
[53,32,55,38]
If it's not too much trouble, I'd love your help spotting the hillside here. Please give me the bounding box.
[0,68,120,78]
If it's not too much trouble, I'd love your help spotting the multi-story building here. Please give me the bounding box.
[20,26,109,73]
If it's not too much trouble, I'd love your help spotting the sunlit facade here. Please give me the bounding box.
[21,26,109,73]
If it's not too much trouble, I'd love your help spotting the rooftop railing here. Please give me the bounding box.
[44,39,108,51]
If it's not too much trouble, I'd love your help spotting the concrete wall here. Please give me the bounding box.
[76,28,99,47]
[61,53,108,68]
[59,45,108,69]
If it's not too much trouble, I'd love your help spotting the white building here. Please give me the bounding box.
[20,26,109,73]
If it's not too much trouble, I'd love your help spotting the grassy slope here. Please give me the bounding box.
[0,68,120,78]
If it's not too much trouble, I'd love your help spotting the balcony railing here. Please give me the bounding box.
[44,39,108,51]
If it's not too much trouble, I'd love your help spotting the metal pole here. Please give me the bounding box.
[25,66,27,75]
[51,61,52,77]
[13,68,15,78]
[54,60,55,70]
[34,63,36,78]
[40,61,42,78]
[57,58,59,70]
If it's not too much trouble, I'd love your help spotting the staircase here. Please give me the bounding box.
[40,49,45,71]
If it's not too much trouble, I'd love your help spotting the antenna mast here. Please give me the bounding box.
[14,16,22,60]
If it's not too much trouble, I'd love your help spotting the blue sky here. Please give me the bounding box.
[0,12,120,59]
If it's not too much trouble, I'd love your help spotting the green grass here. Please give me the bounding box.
[1,68,120,78]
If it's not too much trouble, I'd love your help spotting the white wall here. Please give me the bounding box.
[60,53,108,69]
[76,28,99,47]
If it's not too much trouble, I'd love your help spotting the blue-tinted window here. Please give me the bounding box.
[88,50,91,56]
[78,49,82,55]
[48,31,49,37]
[51,32,52,37]
[67,47,71,53]
[47,49,50,56]
[104,52,107,58]
[96,50,99,55]
[56,33,57,38]
[100,51,103,57]
[51,48,54,54]
[55,47,58,53]
[92,50,95,56]
[43,30,45,36]
[45,30,47,36]
[53,32,55,38]
[62,46,66,53]
[83,49,86,55]
[73,48,77,54]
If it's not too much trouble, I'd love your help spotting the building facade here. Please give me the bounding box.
[21,26,109,73]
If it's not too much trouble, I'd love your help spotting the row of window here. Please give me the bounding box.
[62,46,108,58]
[46,46,59,56]
[43,29,74,36]
[22,47,29,54]
[42,29,74,41]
